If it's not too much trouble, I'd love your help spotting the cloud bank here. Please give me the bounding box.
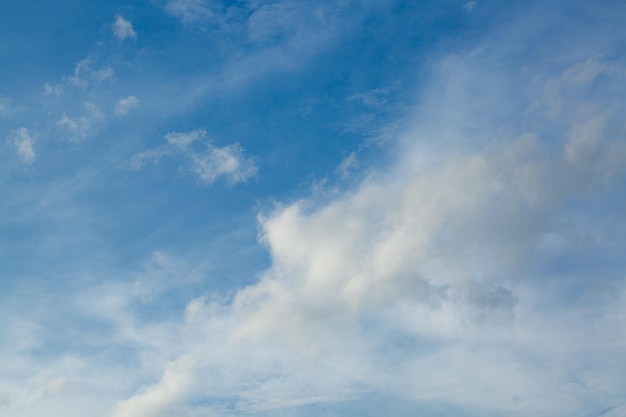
[111,43,626,417]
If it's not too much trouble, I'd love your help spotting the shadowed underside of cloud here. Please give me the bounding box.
[110,44,626,417]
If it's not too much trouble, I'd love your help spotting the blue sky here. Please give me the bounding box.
[2,1,626,416]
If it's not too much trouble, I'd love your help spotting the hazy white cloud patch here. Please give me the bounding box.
[43,83,63,96]
[0,95,17,118]
[348,87,390,108]
[113,15,137,40]
[130,147,173,171]
[132,129,257,185]
[335,151,358,178]
[164,0,218,25]
[115,96,140,115]
[66,57,114,89]
[164,130,204,147]
[7,127,35,163]
[57,102,102,141]
[464,1,477,12]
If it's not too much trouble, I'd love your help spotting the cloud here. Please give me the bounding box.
[115,96,140,115]
[0,95,16,118]
[67,57,114,89]
[7,127,35,163]
[164,0,218,26]
[132,129,257,185]
[57,102,103,141]
[43,83,63,96]
[113,15,137,40]
[112,52,626,416]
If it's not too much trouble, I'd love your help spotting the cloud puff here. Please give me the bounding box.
[7,127,35,163]
[164,0,217,26]
[115,96,140,115]
[132,129,257,185]
[113,15,137,40]
[0,95,16,118]
[57,102,102,141]
[66,57,114,89]
[112,54,626,417]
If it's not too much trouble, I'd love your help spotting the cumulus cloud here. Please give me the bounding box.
[115,96,140,115]
[112,52,626,416]
[132,129,257,185]
[8,127,35,163]
[113,15,136,40]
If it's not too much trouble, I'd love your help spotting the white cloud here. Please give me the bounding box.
[464,1,477,12]
[115,96,140,115]
[335,151,358,178]
[190,142,257,185]
[164,0,217,25]
[113,15,137,40]
[132,129,257,185]
[164,129,204,147]
[57,102,102,141]
[130,147,173,171]
[0,95,16,118]
[112,55,626,416]
[67,58,114,89]
[8,127,35,163]
[43,83,63,96]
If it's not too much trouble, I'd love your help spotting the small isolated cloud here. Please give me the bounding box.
[164,0,217,25]
[57,102,102,142]
[464,1,477,12]
[67,58,114,89]
[43,83,62,96]
[132,129,257,185]
[164,130,204,147]
[190,142,257,184]
[115,96,140,115]
[113,15,136,40]
[0,95,16,118]
[7,127,35,163]
[348,88,389,108]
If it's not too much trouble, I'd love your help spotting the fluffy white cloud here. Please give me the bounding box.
[8,127,35,163]
[111,55,626,416]
[113,15,136,40]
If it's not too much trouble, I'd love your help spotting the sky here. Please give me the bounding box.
[1,1,626,416]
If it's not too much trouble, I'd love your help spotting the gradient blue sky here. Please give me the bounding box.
[2,1,626,416]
